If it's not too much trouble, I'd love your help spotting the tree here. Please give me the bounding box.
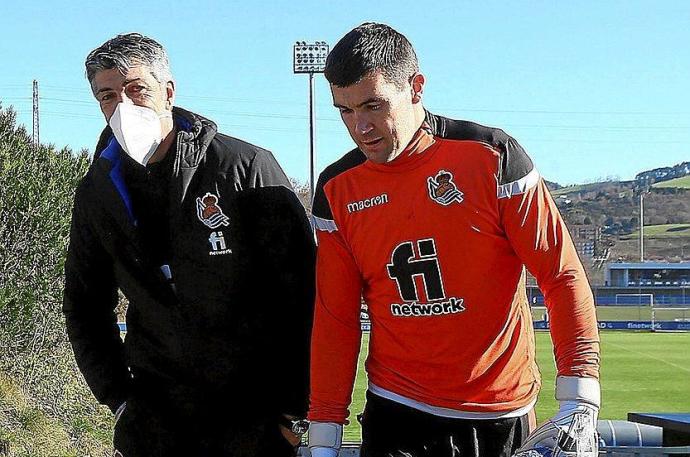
[0,104,111,453]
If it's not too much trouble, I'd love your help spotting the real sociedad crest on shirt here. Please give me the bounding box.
[427,170,463,206]
[196,192,230,229]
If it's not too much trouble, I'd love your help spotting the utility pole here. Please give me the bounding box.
[640,192,644,262]
[32,80,39,147]
[639,188,650,262]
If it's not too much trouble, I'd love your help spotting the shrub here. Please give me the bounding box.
[0,104,111,455]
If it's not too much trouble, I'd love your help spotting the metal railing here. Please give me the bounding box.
[600,446,690,456]
[295,445,690,457]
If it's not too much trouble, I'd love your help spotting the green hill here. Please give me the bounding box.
[550,181,623,197]
[654,175,690,189]
[544,175,689,262]
[623,223,690,239]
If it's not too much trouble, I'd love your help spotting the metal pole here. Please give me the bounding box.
[640,193,644,262]
[293,41,328,205]
[32,79,39,146]
[309,72,316,202]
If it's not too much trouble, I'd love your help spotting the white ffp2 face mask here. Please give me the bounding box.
[109,103,172,166]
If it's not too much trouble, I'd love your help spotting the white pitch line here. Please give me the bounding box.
[606,341,690,375]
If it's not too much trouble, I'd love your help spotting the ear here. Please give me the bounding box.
[165,80,176,109]
[411,73,425,104]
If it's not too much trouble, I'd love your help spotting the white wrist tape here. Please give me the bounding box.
[308,422,343,449]
[555,376,601,408]
[310,448,339,457]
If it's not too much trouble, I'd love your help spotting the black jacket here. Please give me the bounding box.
[63,107,315,420]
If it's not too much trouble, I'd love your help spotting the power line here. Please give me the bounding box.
[522,138,688,144]
[500,123,690,131]
[4,83,690,146]
[31,96,690,130]
[41,97,93,105]
[5,83,690,116]
[31,83,690,116]
[439,107,690,116]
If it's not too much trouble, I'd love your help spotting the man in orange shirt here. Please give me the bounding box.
[307,23,600,457]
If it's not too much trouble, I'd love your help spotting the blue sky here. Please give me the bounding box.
[1,0,688,186]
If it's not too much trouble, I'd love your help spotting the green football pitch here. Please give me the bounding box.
[530,305,690,322]
[342,331,690,442]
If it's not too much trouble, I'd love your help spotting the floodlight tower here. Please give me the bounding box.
[293,41,329,203]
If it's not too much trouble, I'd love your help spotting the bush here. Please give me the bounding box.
[0,105,112,455]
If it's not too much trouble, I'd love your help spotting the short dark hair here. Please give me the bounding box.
[325,22,419,88]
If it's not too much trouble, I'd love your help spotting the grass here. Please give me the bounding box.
[551,183,592,197]
[548,180,629,197]
[653,175,690,189]
[530,306,690,322]
[343,331,690,442]
[0,371,112,456]
[623,224,690,239]
[0,373,74,456]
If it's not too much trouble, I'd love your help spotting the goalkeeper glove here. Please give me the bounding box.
[514,376,600,457]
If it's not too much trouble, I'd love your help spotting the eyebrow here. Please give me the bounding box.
[334,97,382,109]
[95,77,146,96]
[123,77,145,86]
[95,86,114,96]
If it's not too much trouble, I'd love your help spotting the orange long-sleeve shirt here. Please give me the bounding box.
[309,113,600,424]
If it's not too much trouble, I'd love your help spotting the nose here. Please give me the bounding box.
[104,91,135,122]
[355,114,374,136]
[119,91,135,105]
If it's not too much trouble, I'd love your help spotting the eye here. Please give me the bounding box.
[99,92,114,103]
[126,84,148,98]
[338,107,353,115]
[368,104,381,111]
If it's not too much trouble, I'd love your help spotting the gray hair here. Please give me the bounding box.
[85,33,173,87]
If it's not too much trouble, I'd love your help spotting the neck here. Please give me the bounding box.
[148,118,176,164]
[405,103,428,144]
[402,124,435,157]
[401,105,433,155]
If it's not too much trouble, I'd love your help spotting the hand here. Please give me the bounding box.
[278,423,302,447]
[514,401,599,457]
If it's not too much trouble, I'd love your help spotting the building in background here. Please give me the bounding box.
[606,262,690,288]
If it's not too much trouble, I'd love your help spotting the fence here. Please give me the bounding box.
[294,446,690,456]
[529,295,690,306]
[530,302,690,332]
[598,448,690,457]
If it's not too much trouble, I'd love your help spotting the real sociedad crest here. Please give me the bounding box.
[196,192,230,229]
[427,170,463,206]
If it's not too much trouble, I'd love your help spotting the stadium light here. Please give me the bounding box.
[293,41,329,203]
[293,41,329,74]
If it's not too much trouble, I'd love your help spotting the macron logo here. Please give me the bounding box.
[346,193,389,214]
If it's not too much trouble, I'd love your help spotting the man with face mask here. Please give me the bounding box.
[63,33,314,456]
